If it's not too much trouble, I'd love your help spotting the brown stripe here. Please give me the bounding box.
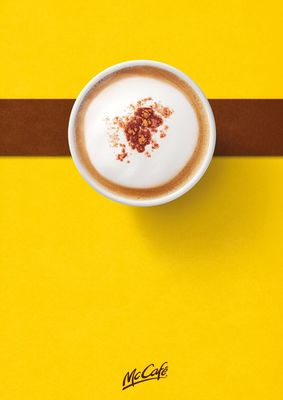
[0,99,282,156]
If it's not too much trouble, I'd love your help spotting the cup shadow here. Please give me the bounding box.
[131,158,266,262]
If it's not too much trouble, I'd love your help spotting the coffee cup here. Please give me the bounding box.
[68,60,216,206]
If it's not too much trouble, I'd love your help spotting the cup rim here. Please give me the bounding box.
[68,60,216,207]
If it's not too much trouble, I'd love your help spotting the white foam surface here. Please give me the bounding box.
[83,75,199,188]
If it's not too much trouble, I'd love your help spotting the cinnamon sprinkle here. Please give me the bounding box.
[107,98,173,161]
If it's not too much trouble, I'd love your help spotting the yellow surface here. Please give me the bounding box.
[0,157,283,399]
[0,0,282,98]
[1,0,283,399]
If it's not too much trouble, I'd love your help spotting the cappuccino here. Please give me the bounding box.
[71,63,214,204]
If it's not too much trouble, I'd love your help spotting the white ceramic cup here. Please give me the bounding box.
[68,60,216,207]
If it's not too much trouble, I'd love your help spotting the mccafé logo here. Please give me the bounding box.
[122,361,168,390]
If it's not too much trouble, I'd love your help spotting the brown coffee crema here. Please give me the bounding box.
[75,66,210,199]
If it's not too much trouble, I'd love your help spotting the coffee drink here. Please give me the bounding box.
[72,64,213,202]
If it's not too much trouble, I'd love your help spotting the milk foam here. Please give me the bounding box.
[83,75,199,188]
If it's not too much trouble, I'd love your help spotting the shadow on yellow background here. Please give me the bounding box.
[133,158,267,264]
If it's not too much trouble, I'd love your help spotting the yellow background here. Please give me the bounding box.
[1,0,283,99]
[0,1,283,399]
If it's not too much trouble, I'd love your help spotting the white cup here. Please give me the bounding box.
[68,60,216,206]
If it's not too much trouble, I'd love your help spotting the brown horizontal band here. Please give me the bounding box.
[0,99,282,156]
